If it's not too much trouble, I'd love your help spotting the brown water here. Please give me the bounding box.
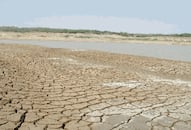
[0,39,191,62]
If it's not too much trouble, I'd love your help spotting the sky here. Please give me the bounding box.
[0,0,190,34]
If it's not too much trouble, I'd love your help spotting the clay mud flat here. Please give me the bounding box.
[0,44,191,130]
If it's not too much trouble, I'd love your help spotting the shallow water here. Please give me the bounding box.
[0,39,191,62]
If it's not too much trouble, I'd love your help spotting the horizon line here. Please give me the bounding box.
[0,26,190,36]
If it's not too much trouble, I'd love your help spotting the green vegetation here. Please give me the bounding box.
[0,26,190,37]
[0,26,113,34]
[172,33,191,37]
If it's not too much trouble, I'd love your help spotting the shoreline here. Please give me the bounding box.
[1,39,191,63]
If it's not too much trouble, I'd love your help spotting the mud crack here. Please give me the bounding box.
[14,111,27,130]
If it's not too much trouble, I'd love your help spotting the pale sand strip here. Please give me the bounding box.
[0,32,191,45]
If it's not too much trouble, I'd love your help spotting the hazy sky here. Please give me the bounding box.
[0,0,190,34]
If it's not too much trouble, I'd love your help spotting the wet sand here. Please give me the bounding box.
[0,44,191,130]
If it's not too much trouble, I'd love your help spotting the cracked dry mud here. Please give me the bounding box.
[0,44,191,130]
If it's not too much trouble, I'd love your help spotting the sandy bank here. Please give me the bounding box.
[0,32,191,45]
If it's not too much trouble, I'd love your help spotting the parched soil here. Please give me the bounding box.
[0,44,191,130]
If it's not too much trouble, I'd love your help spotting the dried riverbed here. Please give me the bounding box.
[0,44,191,130]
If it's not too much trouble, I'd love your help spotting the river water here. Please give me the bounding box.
[0,39,191,62]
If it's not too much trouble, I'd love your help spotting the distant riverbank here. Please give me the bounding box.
[0,31,191,45]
